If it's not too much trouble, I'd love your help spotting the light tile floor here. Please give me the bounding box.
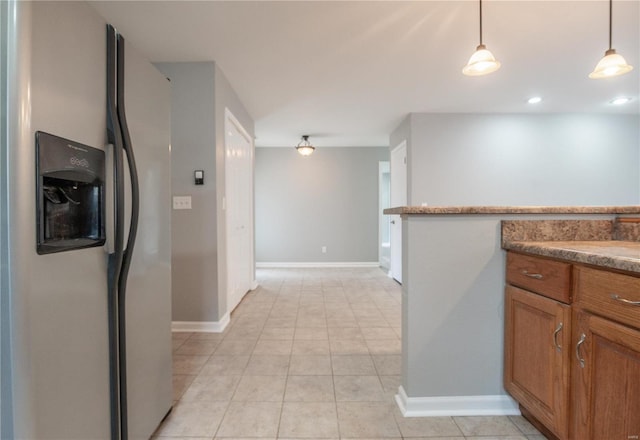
[154,267,547,439]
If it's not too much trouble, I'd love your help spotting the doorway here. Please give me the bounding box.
[224,109,255,313]
[390,141,407,283]
[379,161,391,271]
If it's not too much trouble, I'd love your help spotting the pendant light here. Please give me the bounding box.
[589,0,633,79]
[296,135,315,156]
[462,0,501,76]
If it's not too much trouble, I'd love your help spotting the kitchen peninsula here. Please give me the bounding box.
[383,206,640,420]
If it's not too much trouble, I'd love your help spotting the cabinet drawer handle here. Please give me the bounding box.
[553,322,563,352]
[521,270,543,279]
[576,333,586,369]
[610,294,640,306]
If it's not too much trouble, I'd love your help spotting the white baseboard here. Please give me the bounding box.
[395,386,520,417]
[172,313,230,333]
[256,262,380,268]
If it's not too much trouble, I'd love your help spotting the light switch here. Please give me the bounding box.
[173,196,192,210]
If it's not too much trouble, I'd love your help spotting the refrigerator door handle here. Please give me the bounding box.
[116,33,140,294]
[106,23,125,440]
[115,32,140,440]
[106,29,125,284]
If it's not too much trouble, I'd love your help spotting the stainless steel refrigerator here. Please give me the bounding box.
[1,1,173,438]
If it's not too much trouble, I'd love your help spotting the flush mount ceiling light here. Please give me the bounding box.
[296,135,315,156]
[527,96,543,104]
[462,0,501,76]
[589,0,633,79]
[610,97,632,105]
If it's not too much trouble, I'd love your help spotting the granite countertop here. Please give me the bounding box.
[504,240,640,274]
[384,206,640,215]
[501,219,640,273]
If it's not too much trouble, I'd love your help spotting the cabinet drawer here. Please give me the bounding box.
[574,266,640,330]
[506,252,572,303]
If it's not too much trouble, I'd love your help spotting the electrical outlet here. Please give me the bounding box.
[321,246,327,253]
[173,195,192,210]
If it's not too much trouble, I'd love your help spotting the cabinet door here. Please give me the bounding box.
[572,311,640,440]
[504,285,571,440]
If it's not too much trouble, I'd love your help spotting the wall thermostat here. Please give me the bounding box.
[194,170,204,185]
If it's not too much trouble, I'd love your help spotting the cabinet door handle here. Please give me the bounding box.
[610,294,640,306]
[553,322,563,352]
[576,333,586,368]
[521,270,543,279]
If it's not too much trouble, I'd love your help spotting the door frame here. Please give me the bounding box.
[390,140,407,283]
[378,161,391,271]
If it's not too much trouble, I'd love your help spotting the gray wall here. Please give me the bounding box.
[255,147,389,263]
[402,213,622,402]
[401,113,640,206]
[155,62,218,323]
[155,62,254,323]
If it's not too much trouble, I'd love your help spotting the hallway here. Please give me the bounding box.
[156,268,544,439]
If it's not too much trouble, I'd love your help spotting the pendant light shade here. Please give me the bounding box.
[463,0,500,76]
[296,135,315,156]
[463,44,501,76]
[589,0,633,79]
[590,49,633,79]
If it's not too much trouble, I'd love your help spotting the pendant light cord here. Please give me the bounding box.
[608,0,613,50]
[479,0,483,45]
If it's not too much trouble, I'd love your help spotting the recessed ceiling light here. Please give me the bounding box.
[527,97,542,104]
[610,97,632,105]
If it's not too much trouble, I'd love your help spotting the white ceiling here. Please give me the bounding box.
[91,1,640,147]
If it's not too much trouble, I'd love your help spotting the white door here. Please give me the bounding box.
[224,109,254,313]
[390,141,407,283]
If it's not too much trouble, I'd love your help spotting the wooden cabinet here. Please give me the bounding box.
[506,253,640,440]
[504,285,571,440]
[571,267,640,440]
[504,252,573,439]
[571,311,640,440]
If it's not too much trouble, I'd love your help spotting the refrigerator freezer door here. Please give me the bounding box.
[10,2,112,437]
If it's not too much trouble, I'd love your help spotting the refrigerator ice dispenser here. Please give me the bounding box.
[36,131,106,254]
